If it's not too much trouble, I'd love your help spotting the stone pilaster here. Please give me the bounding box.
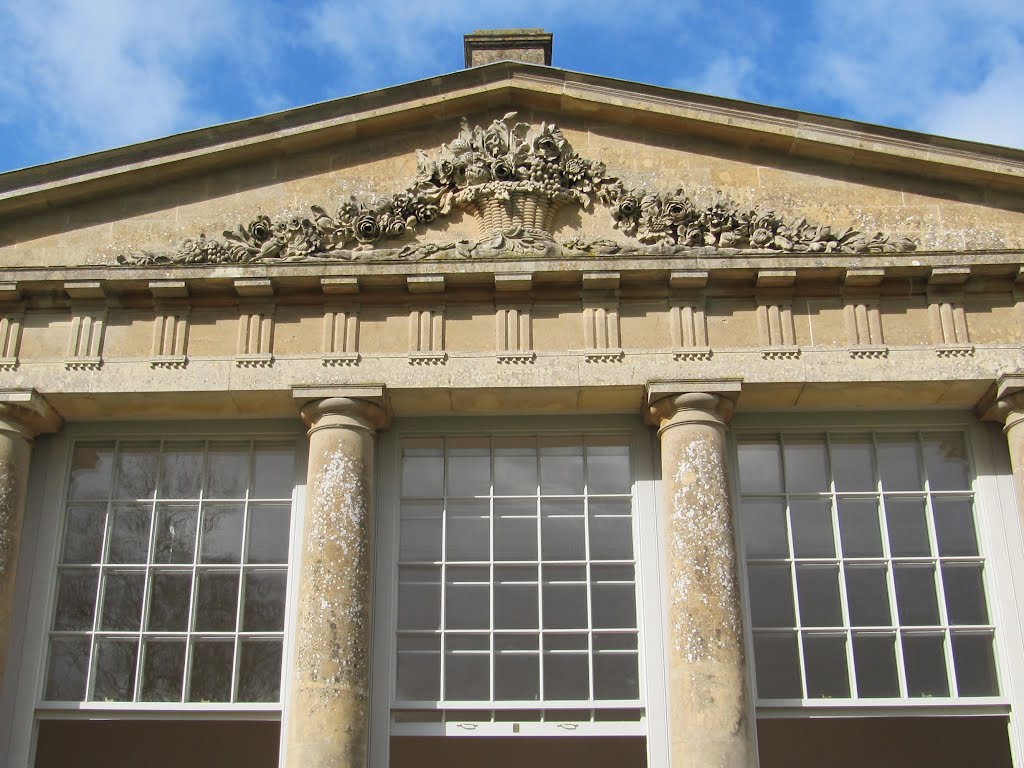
[979,374,1024,512]
[0,389,61,687]
[645,381,756,768]
[285,387,390,768]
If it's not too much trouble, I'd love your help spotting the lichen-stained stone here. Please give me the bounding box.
[285,392,390,768]
[646,383,755,768]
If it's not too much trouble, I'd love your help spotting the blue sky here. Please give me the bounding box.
[1,0,1022,174]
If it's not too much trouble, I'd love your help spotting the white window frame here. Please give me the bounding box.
[0,419,307,768]
[369,415,669,768]
[729,411,1024,763]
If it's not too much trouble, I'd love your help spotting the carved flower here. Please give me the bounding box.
[616,194,640,219]
[415,204,439,224]
[465,161,490,186]
[750,227,772,247]
[248,215,273,243]
[664,199,689,222]
[387,218,407,237]
[491,159,515,182]
[561,155,589,185]
[354,214,381,243]
[533,132,562,161]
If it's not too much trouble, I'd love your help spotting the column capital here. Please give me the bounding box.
[0,389,62,440]
[977,374,1024,431]
[293,385,391,434]
[644,380,741,431]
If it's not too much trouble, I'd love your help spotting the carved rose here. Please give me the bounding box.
[491,160,515,181]
[616,195,639,218]
[534,133,562,160]
[664,199,689,221]
[354,214,381,243]
[415,204,439,224]
[387,218,407,237]
[248,215,273,243]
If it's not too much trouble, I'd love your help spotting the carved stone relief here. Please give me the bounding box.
[118,113,917,266]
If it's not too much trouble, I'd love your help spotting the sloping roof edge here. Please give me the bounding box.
[2,61,1023,218]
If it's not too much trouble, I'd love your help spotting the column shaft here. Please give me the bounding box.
[284,396,389,768]
[649,391,756,768]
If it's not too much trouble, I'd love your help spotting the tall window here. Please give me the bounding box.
[392,434,642,728]
[736,430,998,703]
[43,438,295,706]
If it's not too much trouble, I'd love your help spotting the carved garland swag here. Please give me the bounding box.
[119,113,916,265]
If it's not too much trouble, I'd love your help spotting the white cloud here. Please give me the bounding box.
[673,55,756,101]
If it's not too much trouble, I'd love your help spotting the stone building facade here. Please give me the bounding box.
[1,31,1024,767]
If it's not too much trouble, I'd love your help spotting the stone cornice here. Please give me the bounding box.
[3,63,1024,220]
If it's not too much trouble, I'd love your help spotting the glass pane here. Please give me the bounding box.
[541,499,585,560]
[159,441,203,499]
[445,566,489,630]
[589,499,633,560]
[796,565,842,627]
[747,564,795,628]
[933,498,979,556]
[494,437,537,496]
[853,633,900,697]
[194,570,240,631]
[790,500,835,558]
[783,436,829,493]
[398,566,441,630]
[540,437,584,495]
[396,635,440,701]
[140,639,185,702]
[903,633,949,697]
[247,503,291,564]
[447,438,491,497]
[885,497,931,556]
[107,503,152,563]
[494,499,537,561]
[147,571,192,631]
[44,636,90,701]
[753,632,801,698]
[189,640,233,702]
[740,500,788,558]
[737,438,783,494]
[91,638,138,701]
[251,441,294,499]
[100,571,145,631]
[845,565,891,626]
[53,570,98,630]
[237,640,282,702]
[877,435,922,491]
[446,499,489,562]
[591,565,637,629]
[445,635,489,700]
[543,634,588,700]
[242,570,287,631]
[61,503,107,563]
[206,442,249,498]
[400,501,443,562]
[494,565,538,629]
[924,433,970,491]
[838,498,883,557]
[894,564,940,625]
[114,442,160,499]
[593,634,639,700]
[803,635,850,698]
[586,438,631,495]
[952,632,998,696]
[68,443,115,500]
[495,635,540,701]
[200,503,244,563]
[942,563,988,625]
[401,439,443,497]
[154,503,198,564]
[830,436,875,492]
[542,565,587,629]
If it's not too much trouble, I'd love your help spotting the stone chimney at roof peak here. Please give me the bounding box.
[464,28,553,68]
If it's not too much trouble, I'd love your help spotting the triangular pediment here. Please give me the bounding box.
[2,62,1024,269]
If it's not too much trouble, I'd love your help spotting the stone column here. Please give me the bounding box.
[285,387,390,768]
[645,381,756,768]
[0,389,61,687]
[979,374,1024,511]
